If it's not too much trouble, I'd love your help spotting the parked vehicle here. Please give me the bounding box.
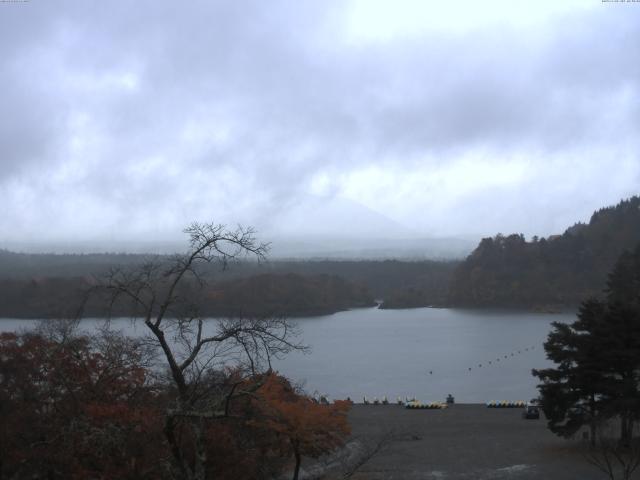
[522,404,540,419]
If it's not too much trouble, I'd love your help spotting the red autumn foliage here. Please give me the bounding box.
[0,332,351,480]
[251,373,351,480]
[0,330,164,480]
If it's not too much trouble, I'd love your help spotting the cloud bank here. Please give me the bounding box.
[1,0,638,249]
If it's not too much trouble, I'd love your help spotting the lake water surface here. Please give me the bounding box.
[0,307,574,403]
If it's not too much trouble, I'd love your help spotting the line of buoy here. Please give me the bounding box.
[463,345,538,372]
[426,345,539,377]
[486,400,526,408]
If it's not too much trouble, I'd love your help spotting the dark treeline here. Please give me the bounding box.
[0,250,458,299]
[0,250,148,278]
[448,196,640,309]
[270,260,458,302]
[0,250,457,318]
[203,273,374,317]
[0,273,375,319]
[376,261,455,308]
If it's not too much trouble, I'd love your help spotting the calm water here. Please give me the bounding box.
[0,307,574,403]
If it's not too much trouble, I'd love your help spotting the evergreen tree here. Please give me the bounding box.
[533,245,640,445]
[533,300,609,445]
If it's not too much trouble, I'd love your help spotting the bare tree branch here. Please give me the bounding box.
[87,222,300,480]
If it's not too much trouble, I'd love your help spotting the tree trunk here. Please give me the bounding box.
[292,443,301,480]
[589,395,597,448]
[164,414,192,480]
[193,418,207,480]
[620,414,631,448]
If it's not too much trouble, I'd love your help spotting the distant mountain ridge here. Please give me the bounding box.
[447,196,640,309]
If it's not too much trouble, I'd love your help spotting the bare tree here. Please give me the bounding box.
[96,223,305,480]
[585,423,640,480]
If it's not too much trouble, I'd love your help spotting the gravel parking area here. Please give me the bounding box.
[342,404,604,480]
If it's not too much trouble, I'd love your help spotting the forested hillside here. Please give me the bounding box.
[0,273,374,319]
[448,196,640,309]
[0,251,457,317]
[202,273,374,317]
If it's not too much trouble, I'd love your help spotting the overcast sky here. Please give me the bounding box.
[1,0,639,250]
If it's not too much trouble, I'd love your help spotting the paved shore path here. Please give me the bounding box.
[345,404,604,480]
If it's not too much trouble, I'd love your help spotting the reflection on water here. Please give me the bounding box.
[0,307,574,403]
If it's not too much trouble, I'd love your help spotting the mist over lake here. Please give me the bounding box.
[0,307,572,403]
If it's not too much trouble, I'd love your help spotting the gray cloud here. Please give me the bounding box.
[0,1,638,248]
